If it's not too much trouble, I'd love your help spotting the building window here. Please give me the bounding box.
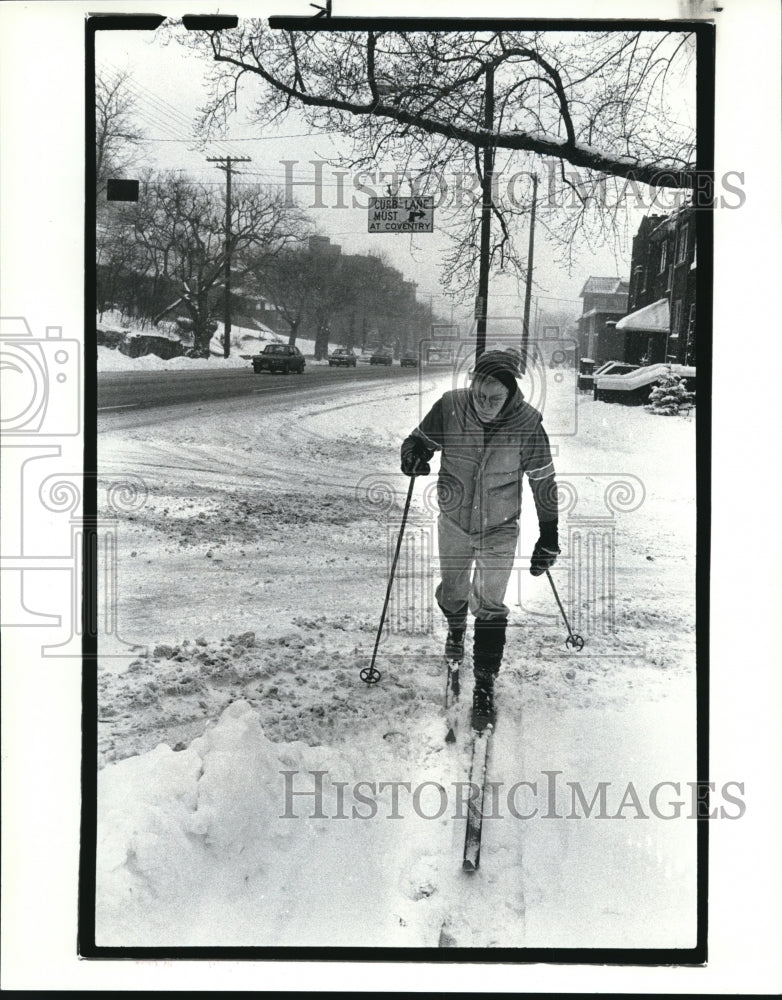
[659,241,668,273]
[677,226,689,264]
[671,299,682,338]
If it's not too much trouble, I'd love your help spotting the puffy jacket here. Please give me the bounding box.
[401,387,558,537]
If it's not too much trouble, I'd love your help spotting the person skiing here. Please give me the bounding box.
[400,349,560,730]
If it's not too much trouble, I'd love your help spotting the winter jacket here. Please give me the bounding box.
[402,387,558,538]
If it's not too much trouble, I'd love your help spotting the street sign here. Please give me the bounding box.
[368,196,434,233]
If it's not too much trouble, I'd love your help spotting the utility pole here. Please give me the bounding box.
[475,64,495,361]
[521,173,539,374]
[207,155,251,358]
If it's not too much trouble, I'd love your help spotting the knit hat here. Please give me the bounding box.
[469,349,522,396]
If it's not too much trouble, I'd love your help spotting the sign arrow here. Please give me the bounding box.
[407,210,426,221]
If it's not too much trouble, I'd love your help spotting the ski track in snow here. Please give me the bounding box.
[96,364,698,949]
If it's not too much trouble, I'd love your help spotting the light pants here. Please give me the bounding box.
[435,514,518,626]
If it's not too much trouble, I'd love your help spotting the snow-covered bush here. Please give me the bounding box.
[645,368,695,416]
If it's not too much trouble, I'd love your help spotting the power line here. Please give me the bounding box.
[134,133,318,142]
[125,80,252,160]
[99,65,247,161]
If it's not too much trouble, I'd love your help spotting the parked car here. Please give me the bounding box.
[252,343,305,374]
[328,348,357,368]
[369,349,393,366]
[400,351,418,368]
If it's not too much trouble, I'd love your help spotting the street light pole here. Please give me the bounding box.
[475,63,494,361]
[521,172,539,374]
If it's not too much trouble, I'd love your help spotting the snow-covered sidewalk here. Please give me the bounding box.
[96,366,697,948]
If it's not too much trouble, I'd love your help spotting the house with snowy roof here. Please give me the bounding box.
[576,276,630,362]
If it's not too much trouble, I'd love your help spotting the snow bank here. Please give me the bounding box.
[98,699,469,947]
[96,310,335,371]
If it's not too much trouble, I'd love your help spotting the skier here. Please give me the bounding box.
[400,349,560,730]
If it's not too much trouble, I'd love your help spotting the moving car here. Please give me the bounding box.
[369,348,393,366]
[400,351,418,368]
[251,343,305,374]
[328,348,357,367]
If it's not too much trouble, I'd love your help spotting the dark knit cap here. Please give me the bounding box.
[470,349,522,396]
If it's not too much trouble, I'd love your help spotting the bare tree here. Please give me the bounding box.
[178,25,696,295]
[188,27,695,182]
[306,249,357,360]
[95,70,145,202]
[126,173,304,355]
[247,244,313,347]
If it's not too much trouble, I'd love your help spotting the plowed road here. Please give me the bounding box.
[98,363,422,413]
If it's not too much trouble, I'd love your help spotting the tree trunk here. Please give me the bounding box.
[192,294,212,358]
[314,320,330,361]
[287,320,298,347]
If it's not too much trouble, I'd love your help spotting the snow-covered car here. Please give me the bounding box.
[252,343,305,374]
[328,348,357,368]
[369,349,393,366]
[400,351,418,368]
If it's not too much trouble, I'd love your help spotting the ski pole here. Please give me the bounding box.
[545,569,585,651]
[361,474,416,684]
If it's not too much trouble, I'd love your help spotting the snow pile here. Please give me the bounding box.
[98,700,479,947]
[98,700,362,946]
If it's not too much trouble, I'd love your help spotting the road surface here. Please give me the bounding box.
[98,363,423,413]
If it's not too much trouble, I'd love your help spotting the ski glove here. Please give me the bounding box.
[400,436,433,477]
[530,521,559,576]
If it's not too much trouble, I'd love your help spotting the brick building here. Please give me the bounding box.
[617,206,697,366]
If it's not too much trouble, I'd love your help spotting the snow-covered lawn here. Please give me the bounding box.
[97,310,341,371]
[96,365,697,949]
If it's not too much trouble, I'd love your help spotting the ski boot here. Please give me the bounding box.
[471,670,496,731]
[471,618,506,731]
[444,625,465,665]
[443,623,465,743]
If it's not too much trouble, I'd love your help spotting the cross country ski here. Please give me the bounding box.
[463,723,493,871]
